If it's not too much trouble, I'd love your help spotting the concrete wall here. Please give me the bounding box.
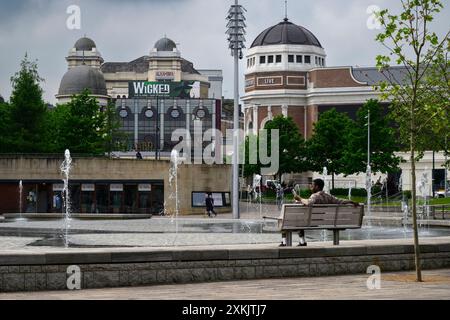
[0,157,231,215]
[1,241,449,292]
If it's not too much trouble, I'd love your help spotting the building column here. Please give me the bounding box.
[304,106,307,139]
[253,105,258,135]
[211,100,216,150]
[134,100,139,148]
[160,99,165,151]
[245,107,251,136]
[282,104,288,118]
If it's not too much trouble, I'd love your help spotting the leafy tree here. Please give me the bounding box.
[240,134,261,178]
[307,109,353,189]
[0,100,15,153]
[343,99,401,175]
[50,90,112,154]
[263,116,308,181]
[375,0,450,281]
[103,100,125,157]
[8,54,47,152]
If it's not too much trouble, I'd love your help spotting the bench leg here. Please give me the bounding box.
[286,232,293,247]
[333,230,340,246]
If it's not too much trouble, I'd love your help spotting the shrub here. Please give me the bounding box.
[331,188,367,197]
[402,191,412,199]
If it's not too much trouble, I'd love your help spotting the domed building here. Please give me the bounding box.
[56,65,109,105]
[101,36,213,98]
[56,36,224,154]
[242,16,413,188]
[66,36,104,69]
[242,18,381,141]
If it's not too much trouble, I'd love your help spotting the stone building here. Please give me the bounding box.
[56,36,224,155]
[242,17,447,191]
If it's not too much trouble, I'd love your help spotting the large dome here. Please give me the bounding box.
[154,37,177,51]
[58,65,107,96]
[251,19,322,48]
[74,37,97,51]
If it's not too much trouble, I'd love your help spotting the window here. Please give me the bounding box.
[288,55,294,63]
[268,55,274,63]
[305,55,311,64]
[315,56,318,65]
[296,55,303,63]
[259,56,266,64]
[276,55,282,63]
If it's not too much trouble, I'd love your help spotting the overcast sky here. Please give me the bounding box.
[0,0,449,104]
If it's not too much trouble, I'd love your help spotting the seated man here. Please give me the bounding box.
[280,178,359,247]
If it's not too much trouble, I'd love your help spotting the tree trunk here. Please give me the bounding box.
[411,132,422,282]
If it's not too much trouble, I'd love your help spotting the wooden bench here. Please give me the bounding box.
[266,204,364,246]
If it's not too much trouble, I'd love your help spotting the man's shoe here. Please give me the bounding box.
[279,243,287,247]
[297,242,307,247]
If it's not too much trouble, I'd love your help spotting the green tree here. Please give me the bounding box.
[51,90,112,154]
[8,54,47,152]
[263,116,307,181]
[0,100,15,152]
[240,134,261,178]
[307,109,353,189]
[103,100,125,157]
[343,99,401,175]
[375,0,450,281]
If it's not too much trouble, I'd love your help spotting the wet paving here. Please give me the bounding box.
[0,215,449,249]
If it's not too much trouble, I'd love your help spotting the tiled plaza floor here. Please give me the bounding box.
[0,268,449,300]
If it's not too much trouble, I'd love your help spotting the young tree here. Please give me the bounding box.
[343,99,401,176]
[375,0,450,281]
[307,109,353,189]
[9,54,48,152]
[263,116,307,181]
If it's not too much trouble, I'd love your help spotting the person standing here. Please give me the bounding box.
[276,185,284,210]
[205,193,217,217]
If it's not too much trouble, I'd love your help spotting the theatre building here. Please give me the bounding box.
[0,36,231,216]
[56,36,223,155]
[243,17,449,192]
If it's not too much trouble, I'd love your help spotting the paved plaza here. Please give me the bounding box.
[1,202,449,250]
[0,268,449,300]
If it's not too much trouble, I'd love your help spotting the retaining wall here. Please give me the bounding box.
[1,241,450,292]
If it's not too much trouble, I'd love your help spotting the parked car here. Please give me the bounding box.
[436,188,450,198]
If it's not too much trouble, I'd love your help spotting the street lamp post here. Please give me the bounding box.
[155,95,160,160]
[226,0,246,219]
[366,108,371,223]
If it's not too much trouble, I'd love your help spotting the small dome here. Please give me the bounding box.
[58,65,107,96]
[251,19,322,48]
[154,37,177,51]
[74,37,97,51]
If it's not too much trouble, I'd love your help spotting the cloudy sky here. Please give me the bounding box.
[0,0,449,104]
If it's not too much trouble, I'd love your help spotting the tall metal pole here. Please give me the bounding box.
[367,108,371,221]
[232,0,240,219]
[446,135,448,197]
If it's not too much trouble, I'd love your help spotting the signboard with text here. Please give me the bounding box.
[128,81,200,98]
